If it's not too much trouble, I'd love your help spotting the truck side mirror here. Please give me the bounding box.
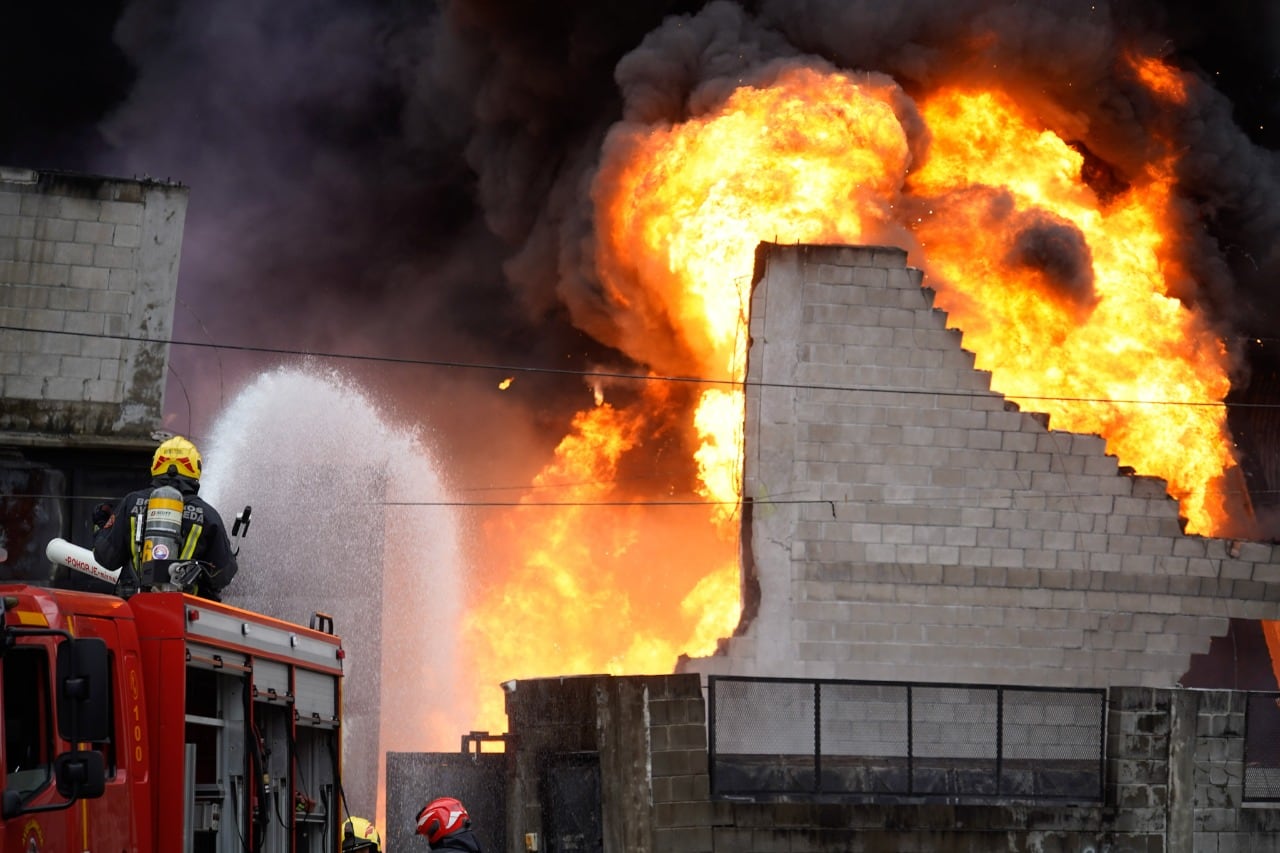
[54,750,106,800]
[55,637,110,744]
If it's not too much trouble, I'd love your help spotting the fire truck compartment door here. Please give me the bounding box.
[294,668,338,725]
[254,658,291,702]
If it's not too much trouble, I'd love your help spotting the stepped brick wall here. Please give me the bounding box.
[688,243,1280,689]
[0,166,187,440]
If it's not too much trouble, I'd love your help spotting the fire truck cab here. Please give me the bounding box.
[0,585,345,853]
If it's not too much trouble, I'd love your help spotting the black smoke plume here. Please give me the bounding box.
[3,0,1278,504]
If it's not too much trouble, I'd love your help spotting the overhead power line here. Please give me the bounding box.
[16,489,1280,509]
[4,323,1280,409]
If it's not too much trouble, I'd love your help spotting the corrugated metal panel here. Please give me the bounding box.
[295,667,338,726]
[254,658,290,701]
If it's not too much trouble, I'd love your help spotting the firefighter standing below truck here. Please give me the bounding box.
[93,435,238,600]
[342,816,383,852]
[417,797,483,851]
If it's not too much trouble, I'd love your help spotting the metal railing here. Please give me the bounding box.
[1244,691,1280,802]
[708,675,1105,803]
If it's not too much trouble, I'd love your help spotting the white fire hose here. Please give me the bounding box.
[46,538,121,585]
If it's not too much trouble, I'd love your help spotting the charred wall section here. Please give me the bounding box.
[688,242,1280,690]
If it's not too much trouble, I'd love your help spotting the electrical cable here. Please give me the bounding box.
[3,322,1276,410]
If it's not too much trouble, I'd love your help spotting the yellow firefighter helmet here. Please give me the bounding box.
[342,816,381,851]
[151,435,202,481]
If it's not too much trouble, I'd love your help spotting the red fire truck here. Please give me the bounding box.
[0,582,346,852]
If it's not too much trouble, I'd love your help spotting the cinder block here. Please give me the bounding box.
[0,214,21,240]
[43,375,86,400]
[1084,455,1120,476]
[93,244,135,269]
[52,242,94,266]
[22,308,65,332]
[3,374,44,398]
[59,355,103,380]
[27,263,69,286]
[69,264,111,289]
[48,288,90,312]
[1237,541,1275,563]
[73,220,115,245]
[58,196,103,221]
[63,312,104,335]
[651,826,711,853]
[19,193,59,218]
[88,289,131,315]
[107,267,138,291]
[30,217,75,243]
[98,200,144,226]
[84,378,121,403]
[112,223,141,247]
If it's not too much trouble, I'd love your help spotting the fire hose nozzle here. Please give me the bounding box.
[233,505,252,538]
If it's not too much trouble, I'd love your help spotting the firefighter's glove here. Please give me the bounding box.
[92,503,115,532]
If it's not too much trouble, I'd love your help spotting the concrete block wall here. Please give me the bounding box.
[647,675,716,853]
[689,242,1280,690]
[1108,687,1280,851]
[0,166,188,438]
[502,673,716,853]
[503,675,1280,851]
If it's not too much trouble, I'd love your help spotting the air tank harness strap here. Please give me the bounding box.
[180,523,203,560]
[128,513,142,570]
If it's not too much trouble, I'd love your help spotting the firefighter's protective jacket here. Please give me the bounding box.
[94,473,239,599]
[432,829,484,852]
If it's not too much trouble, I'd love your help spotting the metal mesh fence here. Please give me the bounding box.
[1244,691,1280,802]
[708,676,1105,802]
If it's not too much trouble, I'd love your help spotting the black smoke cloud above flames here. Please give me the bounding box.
[1004,213,1097,311]
[3,0,1278,480]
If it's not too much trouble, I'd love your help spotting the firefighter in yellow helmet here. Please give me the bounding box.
[342,816,382,852]
[93,435,239,600]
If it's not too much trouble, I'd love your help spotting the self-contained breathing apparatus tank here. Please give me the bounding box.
[140,484,183,589]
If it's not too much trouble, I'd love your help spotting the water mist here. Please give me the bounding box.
[200,366,467,825]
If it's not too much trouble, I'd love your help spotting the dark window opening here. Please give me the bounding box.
[4,645,54,800]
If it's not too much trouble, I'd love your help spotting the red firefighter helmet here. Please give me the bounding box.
[415,796,470,845]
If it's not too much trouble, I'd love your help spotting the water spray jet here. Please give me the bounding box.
[200,366,469,827]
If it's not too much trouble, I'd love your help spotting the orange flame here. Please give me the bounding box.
[907,87,1238,533]
[593,65,911,379]
[1127,53,1189,104]
[465,381,741,731]
[460,61,1245,735]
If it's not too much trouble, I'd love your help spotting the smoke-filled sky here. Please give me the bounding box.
[3,0,1279,496]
